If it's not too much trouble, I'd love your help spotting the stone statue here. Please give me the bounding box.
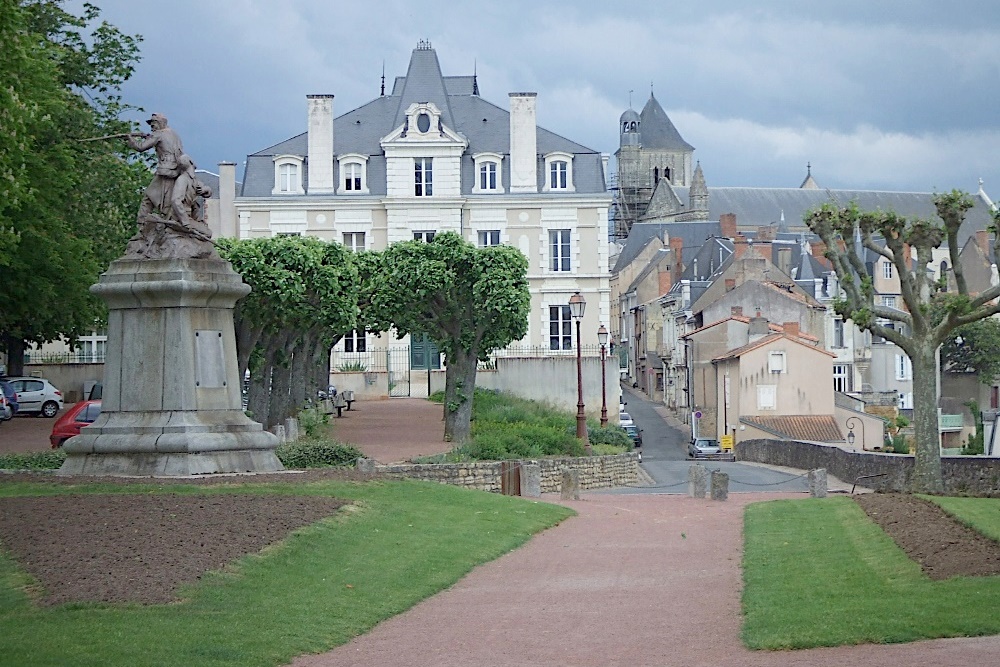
[123,113,218,260]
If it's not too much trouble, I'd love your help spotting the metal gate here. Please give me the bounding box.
[387,347,411,397]
[500,460,521,496]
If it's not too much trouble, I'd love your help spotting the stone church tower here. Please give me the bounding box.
[613,93,695,236]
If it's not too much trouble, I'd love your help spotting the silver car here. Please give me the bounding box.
[688,437,722,458]
[2,376,64,417]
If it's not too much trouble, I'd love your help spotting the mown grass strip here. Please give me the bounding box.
[742,496,1000,650]
[0,479,572,667]
[925,495,1000,542]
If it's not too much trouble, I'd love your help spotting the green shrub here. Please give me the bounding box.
[275,439,364,468]
[337,361,368,372]
[587,425,633,449]
[297,405,330,439]
[0,449,66,470]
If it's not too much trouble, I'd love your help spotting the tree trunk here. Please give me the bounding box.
[910,342,944,493]
[443,347,478,444]
[313,336,331,394]
[3,335,26,376]
[266,337,292,429]
[289,335,308,410]
[247,363,271,429]
[234,317,264,381]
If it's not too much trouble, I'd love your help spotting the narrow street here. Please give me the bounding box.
[608,384,818,494]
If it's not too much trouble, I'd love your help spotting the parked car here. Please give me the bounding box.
[688,437,722,458]
[0,379,18,417]
[623,423,642,448]
[0,392,12,422]
[2,376,63,417]
[50,400,102,448]
[619,411,634,427]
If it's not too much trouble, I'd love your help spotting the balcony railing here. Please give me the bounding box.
[938,413,964,431]
[24,351,106,364]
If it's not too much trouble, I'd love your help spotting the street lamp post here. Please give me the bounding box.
[569,292,590,453]
[846,415,866,451]
[598,324,609,427]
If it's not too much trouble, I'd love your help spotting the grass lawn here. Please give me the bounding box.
[0,479,573,667]
[926,495,1000,542]
[742,496,1000,650]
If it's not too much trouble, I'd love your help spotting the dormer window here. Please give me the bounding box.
[272,155,305,195]
[543,152,574,192]
[415,158,433,196]
[472,153,504,193]
[337,154,369,194]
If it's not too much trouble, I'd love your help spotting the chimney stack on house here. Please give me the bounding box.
[748,313,770,341]
[725,278,736,291]
[218,161,237,238]
[670,236,684,283]
[720,213,737,239]
[977,230,991,254]
[307,94,335,193]
[777,246,793,277]
[509,92,538,193]
[783,321,800,338]
[731,306,743,317]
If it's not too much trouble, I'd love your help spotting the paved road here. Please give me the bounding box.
[611,385,814,494]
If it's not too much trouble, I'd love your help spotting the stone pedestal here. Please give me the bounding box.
[710,470,729,501]
[60,258,282,476]
[809,468,828,498]
[688,464,708,498]
[560,468,580,500]
[520,462,541,498]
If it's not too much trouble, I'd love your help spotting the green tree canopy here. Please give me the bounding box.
[364,232,530,443]
[941,318,1000,383]
[0,0,144,372]
[807,191,1000,492]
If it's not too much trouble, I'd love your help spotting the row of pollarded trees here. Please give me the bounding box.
[219,232,530,444]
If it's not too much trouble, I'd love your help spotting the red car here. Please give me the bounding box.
[50,400,101,448]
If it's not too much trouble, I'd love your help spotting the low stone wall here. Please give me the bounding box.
[735,439,1000,494]
[373,452,640,494]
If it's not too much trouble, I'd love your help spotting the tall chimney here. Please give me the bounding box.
[777,247,792,276]
[670,236,683,282]
[307,94,335,193]
[218,161,237,239]
[720,213,737,239]
[509,92,538,193]
[783,321,800,338]
[977,230,990,254]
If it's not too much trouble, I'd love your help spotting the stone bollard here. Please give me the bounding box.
[808,468,828,498]
[356,457,376,474]
[284,417,300,442]
[560,467,580,500]
[270,424,286,443]
[710,470,729,501]
[520,462,541,498]
[688,464,709,498]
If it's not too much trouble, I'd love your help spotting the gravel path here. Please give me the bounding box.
[287,492,1000,667]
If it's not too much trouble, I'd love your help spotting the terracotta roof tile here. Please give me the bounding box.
[740,415,844,442]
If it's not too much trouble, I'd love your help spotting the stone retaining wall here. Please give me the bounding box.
[374,452,640,494]
[735,439,1000,494]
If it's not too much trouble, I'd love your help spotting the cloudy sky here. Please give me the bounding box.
[73,0,1000,195]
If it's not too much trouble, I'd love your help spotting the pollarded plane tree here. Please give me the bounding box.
[363,233,530,444]
[806,191,1000,492]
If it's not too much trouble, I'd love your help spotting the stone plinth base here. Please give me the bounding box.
[59,257,281,476]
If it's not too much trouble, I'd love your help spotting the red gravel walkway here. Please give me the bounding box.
[288,492,1000,667]
[329,397,452,463]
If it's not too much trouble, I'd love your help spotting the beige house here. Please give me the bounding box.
[711,330,841,446]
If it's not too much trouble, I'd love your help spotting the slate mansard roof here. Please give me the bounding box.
[241,46,607,198]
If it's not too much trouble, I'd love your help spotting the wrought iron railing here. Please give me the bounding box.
[24,351,106,364]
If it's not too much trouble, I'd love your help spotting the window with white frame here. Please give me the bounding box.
[895,354,912,380]
[833,363,852,392]
[757,385,777,410]
[343,232,365,252]
[883,261,893,279]
[337,154,369,194]
[543,152,574,192]
[899,392,913,409]
[478,230,500,247]
[881,295,897,309]
[833,318,845,348]
[549,305,572,351]
[549,229,571,272]
[344,329,366,353]
[272,155,305,195]
[472,153,504,193]
[414,158,433,196]
[768,351,787,374]
[413,230,436,243]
